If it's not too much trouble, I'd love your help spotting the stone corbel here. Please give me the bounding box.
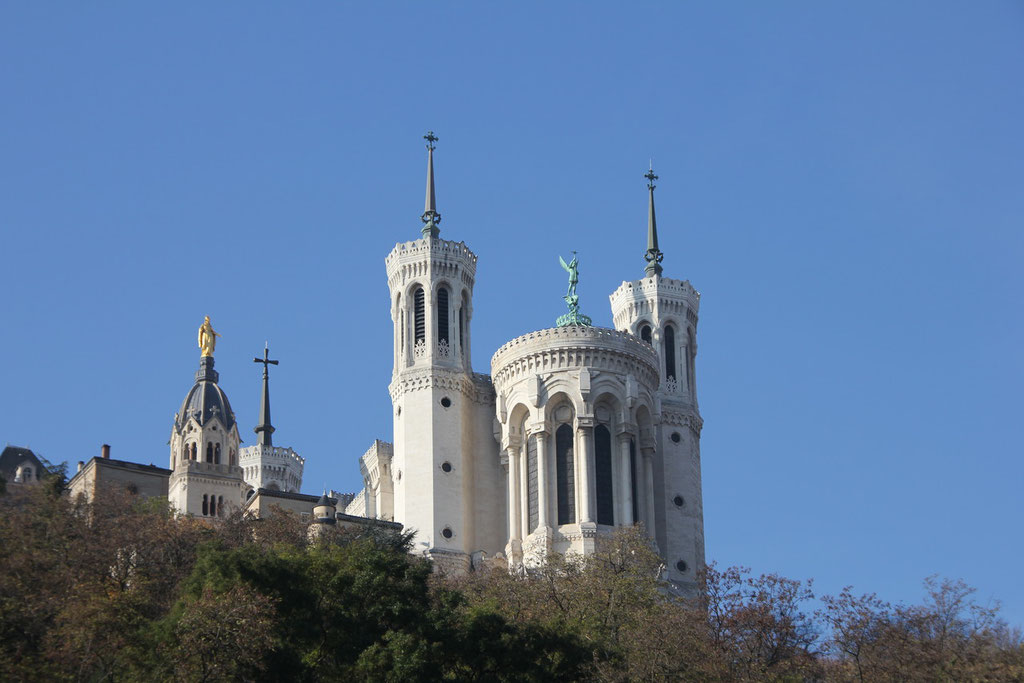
[578,367,592,402]
[527,374,541,408]
[617,422,638,439]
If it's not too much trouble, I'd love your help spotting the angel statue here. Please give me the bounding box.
[559,251,579,300]
[197,316,221,357]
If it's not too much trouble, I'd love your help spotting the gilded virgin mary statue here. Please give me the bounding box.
[197,316,221,357]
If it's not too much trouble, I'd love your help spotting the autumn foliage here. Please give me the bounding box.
[1,483,1021,681]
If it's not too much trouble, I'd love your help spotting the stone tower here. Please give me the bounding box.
[169,319,245,518]
[238,344,305,495]
[609,168,705,590]
[384,132,503,571]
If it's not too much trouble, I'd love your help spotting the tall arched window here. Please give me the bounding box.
[209,495,217,517]
[664,324,677,381]
[218,495,224,517]
[413,287,425,344]
[459,306,465,353]
[594,424,614,526]
[214,444,221,465]
[437,286,450,346]
[202,494,208,516]
[555,424,576,525]
[206,443,213,463]
[640,324,652,344]
[526,434,538,532]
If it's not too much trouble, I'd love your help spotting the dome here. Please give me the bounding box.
[174,356,236,432]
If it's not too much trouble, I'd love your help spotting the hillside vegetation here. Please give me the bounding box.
[1,482,1021,681]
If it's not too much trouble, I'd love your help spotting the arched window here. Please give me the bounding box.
[526,434,538,533]
[209,495,217,517]
[640,324,652,344]
[214,444,221,465]
[594,424,614,526]
[218,496,224,517]
[202,494,208,516]
[459,305,465,352]
[229,449,235,467]
[206,443,213,463]
[413,287,425,344]
[664,324,677,381]
[437,286,450,346]
[555,424,576,525]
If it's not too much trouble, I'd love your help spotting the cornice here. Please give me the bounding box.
[389,367,496,404]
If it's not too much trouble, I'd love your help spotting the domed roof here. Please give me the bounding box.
[174,356,236,432]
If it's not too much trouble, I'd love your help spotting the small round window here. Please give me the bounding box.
[441,527,453,539]
[440,397,452,408]
[670,432,681,443]
[673,495,684,508]
[676,560,688,572]
[441,461,452,473]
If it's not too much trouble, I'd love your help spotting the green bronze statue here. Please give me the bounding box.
[556,251,592,327]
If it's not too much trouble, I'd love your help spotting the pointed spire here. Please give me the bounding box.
[644,163,664,277]
[421,131,441,238]
[253,342,279,447]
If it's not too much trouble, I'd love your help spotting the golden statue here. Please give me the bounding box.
[197,316,221,357]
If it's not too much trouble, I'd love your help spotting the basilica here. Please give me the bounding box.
[64,134,706,589]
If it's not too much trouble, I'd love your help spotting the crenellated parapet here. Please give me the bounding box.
[491,326,660,394]
[385,238,478,293]
[609,276,700,333]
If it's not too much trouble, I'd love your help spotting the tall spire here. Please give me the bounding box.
[253,343,279,446]
[643,164,664,277]
[421,131,441,238]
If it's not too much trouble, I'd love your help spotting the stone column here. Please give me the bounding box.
[618,435,634,526]
[535,430,549,529]
[641,446,656,537]
[577,422,594,524]
[507,447,520,542]
[518,442,529,536]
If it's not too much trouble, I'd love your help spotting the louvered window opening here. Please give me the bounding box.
[437,287,450,344]
[414,288,425,343]
[664,324,676,380]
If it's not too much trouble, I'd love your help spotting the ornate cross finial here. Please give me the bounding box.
[424,131,438,150]
[645,164,658,190]
[253,343,279,446]
[644,164,664,277]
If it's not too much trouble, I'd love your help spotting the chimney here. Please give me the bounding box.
[101,444,110,459]
[77,461,83,473]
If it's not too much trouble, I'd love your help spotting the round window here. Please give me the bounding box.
[671,431,681,443]
[441,527,453,539]
[676,560,688,572]
[673,495,684,508]
[440,397,452,408]
[441,461,452,473]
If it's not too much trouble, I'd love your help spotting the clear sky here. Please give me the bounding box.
[2,3,1022,624]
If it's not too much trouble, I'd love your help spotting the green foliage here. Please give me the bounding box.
[0,489,1020,682]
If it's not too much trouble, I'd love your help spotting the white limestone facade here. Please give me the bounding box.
[168,356,245,519]
[385,236,505,571]
[610,275,704,588]
[239,444,305,494]
[490,326,663,565]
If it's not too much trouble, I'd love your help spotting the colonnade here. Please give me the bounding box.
[504,421,657,546]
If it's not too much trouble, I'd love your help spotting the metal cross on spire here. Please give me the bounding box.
[421,131,441,238]
[253,342,279,447]
[644,163,664,277]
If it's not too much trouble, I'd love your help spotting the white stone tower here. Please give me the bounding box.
[609,167,705,590]
[385,132,503,571]
[169,319,245,518]
[239,344,305,495]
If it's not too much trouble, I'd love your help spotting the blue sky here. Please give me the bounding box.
[2,3,1022,624]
